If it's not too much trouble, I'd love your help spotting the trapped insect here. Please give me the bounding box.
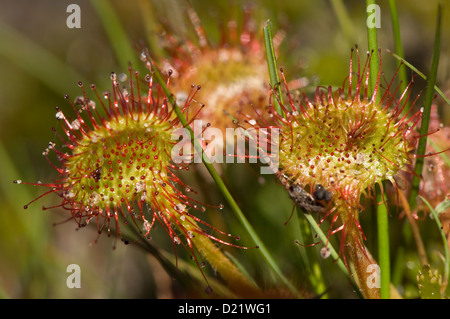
[313,184,332,202]
[278,173,330,213]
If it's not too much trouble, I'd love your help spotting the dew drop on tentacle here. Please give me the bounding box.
[15,32,263,294]
[320,246,331,259]
[118,73,127,82]
[55,110,64,120]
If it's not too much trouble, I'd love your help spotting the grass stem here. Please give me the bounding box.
[263,20,285,117]
[388,0,409,109]
[149,57,302,298]
[367,0,390,299]
[90,0,140,71]
[408,2,443,211]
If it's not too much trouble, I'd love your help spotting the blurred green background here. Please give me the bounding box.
[0,0,448,298]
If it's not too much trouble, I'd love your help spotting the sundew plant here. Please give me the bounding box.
[1,0,449,300]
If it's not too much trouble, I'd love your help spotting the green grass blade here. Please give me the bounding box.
[92,2,300,297]
[263,20,285,117]
[137,0,165,60]
[0,20,87,96]
[386,50,450,106]
[409,3,443,211]
[330,0,354,44]
[148,56,302,298]
[376,183,390,299]
[366,1,380,103]
[295,208,328,297]
[303,213,364,299]
[90,0,140,71]
[264,17,362,298]
[263,19,336,298]
[388,0,409,112]
[224,251,259,288]
[367,0,390,299]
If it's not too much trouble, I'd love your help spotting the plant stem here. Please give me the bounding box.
[90,0,140,71]
[263,20,285,117]
[376,185,390,299]
[346,219,380,299]
[296,208,328,297]
[367,0,390,299]
[92,0,300,297]
[137,0,165,59]
[263,20,332,298]
[388,0,409,110]
[303,213,364,299]
[366,1,380,102]
[386,50,450,106]
[330,0,354,44]
[409,2,443,210]
[149,58,302,298]
[0,20,87,96]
